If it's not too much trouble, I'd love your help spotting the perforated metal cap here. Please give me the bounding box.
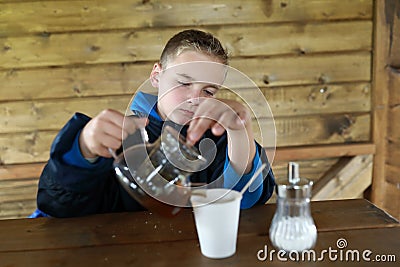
[275,162,313,199]
[275,177,313,199]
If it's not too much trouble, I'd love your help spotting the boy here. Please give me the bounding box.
[32,29,275,218]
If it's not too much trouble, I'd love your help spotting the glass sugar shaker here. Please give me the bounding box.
[269,162,317,252]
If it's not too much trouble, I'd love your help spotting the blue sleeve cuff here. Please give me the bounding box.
[28,209,51,218]
[223,146,263,209]
[62,130,105,169]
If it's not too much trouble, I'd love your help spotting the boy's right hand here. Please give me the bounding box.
[79,109,146,159]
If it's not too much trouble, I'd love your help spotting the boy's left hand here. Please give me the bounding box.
[186,98,251,145]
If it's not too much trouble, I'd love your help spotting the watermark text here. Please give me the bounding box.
[257,238,397,263]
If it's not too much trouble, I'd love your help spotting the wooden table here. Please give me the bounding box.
[0,199,398,266]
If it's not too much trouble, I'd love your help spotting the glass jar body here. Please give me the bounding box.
[269,196,317,252]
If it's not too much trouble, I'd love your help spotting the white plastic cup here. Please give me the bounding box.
[190,188,242,259]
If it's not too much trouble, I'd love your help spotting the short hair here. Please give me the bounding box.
[159,29,228,67]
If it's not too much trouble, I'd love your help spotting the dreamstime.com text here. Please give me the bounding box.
[257,238,397,263]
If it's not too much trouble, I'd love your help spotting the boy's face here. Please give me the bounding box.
[151,51,227,125]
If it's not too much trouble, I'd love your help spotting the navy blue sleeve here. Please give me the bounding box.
[62,129,106,169]
[257,147,276,205]
[36,113,122,217]
[223,142,275,209]
[223,147,263,209]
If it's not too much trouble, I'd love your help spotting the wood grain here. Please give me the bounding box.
[257,113,370,147]
[0,198,37,220]
[0,163,45,181]
[0,113,370,165]
[0,63,151,101]
[0,143,376,182]
[272,158,339,182]
[0,131,56,164]
[312,155,373,201]
[0,199,397,252]
[388,67,400,106]
[0,21,372,69]
[233,52,371,87]
[0,82,372,134]
[0,228,398,267]
[378,181,400,220]
[0,53,371,102]
[0,0,373,36]
[218,82,371,117]
[0,96,133,133]
[0,189,36,219]
[385,163,400,186]
[273,143,375,162]
[371,0,400,217]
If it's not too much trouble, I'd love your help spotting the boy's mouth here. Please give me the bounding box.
[179,109,195,117]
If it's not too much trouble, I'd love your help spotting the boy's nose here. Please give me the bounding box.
[188,89,201,105]
[189,96,200,105]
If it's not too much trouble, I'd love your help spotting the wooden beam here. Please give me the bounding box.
[370,0,394,206]
[271,143,375,162]
[312,157,353,195]
[312,155,373,201]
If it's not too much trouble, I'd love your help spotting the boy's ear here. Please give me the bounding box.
[150,63,162,88]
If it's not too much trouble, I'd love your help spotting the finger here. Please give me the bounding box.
[101,121,125,142]
[211,123,226,136]
[187,117,215,145]
[215,110,239,130]
[236,110,251,127]
[91,134,122,158]
[99,109,125,127]
[101,135,122,151]
[123,117,148,135]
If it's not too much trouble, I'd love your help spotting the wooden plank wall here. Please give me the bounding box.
[0,0,374,219]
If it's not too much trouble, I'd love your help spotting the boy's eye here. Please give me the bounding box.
[204,89,215,96]
[177,81,192,87]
